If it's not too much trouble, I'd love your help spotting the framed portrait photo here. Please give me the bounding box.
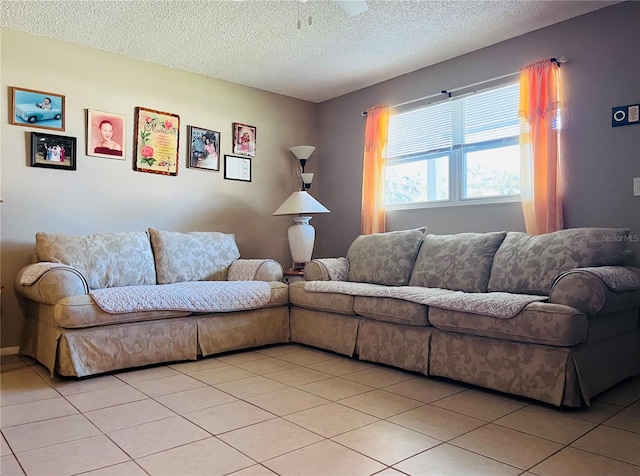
[87,110,126,160]
[133,107,180,176]
[187,125,220,171]
[232,122,256,157]
[11,87,65,131]
[224,154,251,182]
[30,132,77,170]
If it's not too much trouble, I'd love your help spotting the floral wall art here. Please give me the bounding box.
[134,107,180,175]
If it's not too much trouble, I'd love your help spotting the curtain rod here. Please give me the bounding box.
[361,57,567,116]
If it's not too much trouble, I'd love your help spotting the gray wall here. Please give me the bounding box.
[315,1,640,259]
[1,30,317,348]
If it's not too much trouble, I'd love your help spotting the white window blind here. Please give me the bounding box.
[463,84,520,145]
[386,102,452,157]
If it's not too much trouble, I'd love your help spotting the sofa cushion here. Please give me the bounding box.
[36,231,156,290]
[354,296,429,326]
[53,282,288,329]
[347,228,425,286]
[488,228,630,295]
[409,232,506,292]
[149,228,240,284]
[288,281,356,315]
[428,302,587,347]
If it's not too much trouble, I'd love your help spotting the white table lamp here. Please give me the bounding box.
[273,190,329,270]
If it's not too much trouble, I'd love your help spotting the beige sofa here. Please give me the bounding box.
[290,227,640,407]
[15,228,288,377]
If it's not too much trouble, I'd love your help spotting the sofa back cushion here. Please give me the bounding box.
[36,231,156,290]
[409,232,506,292]
[347,228,425,286]
[149,228,240,284]
[488,227,630,295]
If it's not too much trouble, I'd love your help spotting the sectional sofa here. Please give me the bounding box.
[14,228,288,377]
[291,227,640,407]
[14,226,640,407]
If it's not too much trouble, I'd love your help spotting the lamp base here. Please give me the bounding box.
[288,216,315,267]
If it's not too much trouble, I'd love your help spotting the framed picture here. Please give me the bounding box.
[30,132,76,170]
[87,109,126,160]
[224,154,252,182]
[187,125,220,171]
[133,107,180,176]
[232,122,256,157]
[11,87,65,131]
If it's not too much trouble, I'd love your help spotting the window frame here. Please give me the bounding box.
[384,81,522,211]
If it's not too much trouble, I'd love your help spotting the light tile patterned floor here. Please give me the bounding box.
[1,345,639,476]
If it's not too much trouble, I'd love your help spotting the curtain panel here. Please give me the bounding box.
[519,60,563,235]
[361,105,389,235]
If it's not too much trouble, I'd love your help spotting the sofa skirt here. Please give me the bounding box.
[197,307,289,356]
[290,307,360,356]
[356,319,432,375]
[22,305,290,377]
[429,329,640,407]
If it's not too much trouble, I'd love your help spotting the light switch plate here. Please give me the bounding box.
[634,177,640,197]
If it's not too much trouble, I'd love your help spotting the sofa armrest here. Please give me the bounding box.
[549,266,640,316]
[228,259,283,282]
[304,258,349,281]
[15,263,89,305]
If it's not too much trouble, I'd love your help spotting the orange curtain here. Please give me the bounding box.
[361,105,389,235]
[518,60,563,235]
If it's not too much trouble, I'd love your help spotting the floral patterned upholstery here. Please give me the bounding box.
[149,228,240,284]
[347,228,425,286]
[488,228,630,295]
[409,232,506,292]
[36,231,156,290]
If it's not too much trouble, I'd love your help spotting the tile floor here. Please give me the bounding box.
[1,344,639,476]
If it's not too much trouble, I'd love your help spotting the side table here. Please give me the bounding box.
[283,269,305,284]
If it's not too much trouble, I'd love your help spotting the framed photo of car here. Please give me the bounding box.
[30,132,77,170]
[11,87,65,131]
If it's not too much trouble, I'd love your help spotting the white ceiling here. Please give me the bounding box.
[0,0,619,103]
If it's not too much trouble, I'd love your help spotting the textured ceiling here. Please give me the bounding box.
[0,0,619,103]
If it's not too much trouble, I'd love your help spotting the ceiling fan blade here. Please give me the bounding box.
[335,0,369,16]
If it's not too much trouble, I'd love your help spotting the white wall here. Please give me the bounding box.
[1,29,317,347]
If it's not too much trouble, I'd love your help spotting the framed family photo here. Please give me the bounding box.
[187,125,220,171]
[224,154,251,182]
[133,107,180,176]
[232,122,256,157]
[11,87,65,131]
[30,132,76,170]
[87,110,126,160]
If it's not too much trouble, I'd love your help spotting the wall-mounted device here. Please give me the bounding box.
[612,103,639,127]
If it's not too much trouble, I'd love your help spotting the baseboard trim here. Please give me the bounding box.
[1,346,20,356]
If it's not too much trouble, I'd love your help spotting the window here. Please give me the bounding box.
[385,83,520,208]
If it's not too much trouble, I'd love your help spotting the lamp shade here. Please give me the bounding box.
[273,191,329,216]
[290,146,316,161]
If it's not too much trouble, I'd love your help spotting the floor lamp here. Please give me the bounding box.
[273,146,330,270]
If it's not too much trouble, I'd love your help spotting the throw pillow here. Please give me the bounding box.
[36,231,157,289]
[149,228,240,284]
[488,227,630,295]
[409,232,506,292]
[347,227,426,286]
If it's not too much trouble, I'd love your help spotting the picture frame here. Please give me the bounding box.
[133,107,180,176]
[87,109,126,160]
[224,154,252,182]
[30,132,77,170]
[11,87,65,131]
[232,122,256,157]
[187,125,221,171]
